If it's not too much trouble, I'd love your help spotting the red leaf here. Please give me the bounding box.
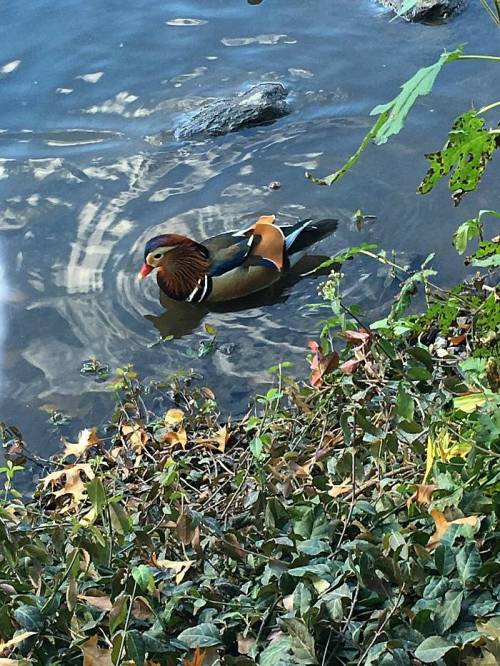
[341,329,371,344]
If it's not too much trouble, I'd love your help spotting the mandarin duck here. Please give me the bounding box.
[139,215,337,303]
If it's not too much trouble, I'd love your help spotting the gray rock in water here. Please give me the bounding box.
[173,82,289,141]
[377,0,466,22]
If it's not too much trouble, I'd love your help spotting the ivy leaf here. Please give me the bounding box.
[13,605,44,632]
[126,630,146,666]
[131,565,155,594]
[177,623,221,648]
[456,543,481,587]
[414,636,456,662]
[418,111,498,205]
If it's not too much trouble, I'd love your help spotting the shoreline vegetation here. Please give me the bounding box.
[1,42,500,666]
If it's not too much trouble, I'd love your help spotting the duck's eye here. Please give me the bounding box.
[153,253,163,260]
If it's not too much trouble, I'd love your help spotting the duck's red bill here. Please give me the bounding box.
[138,263,153,279]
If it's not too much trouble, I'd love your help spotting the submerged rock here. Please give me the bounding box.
[173,82,290,140]
[377,0,467,22]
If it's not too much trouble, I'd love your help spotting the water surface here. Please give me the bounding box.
[1,0,499,465]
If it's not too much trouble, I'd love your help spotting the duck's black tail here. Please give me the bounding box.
[283,218,338,255]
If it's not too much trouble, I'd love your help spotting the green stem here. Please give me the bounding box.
[457,54,500,62]
[116,580,138,665]
[478,100,500,114]
[41,548,80,614]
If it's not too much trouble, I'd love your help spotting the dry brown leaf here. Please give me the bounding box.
[81,634,113,666]
[237,633,256,655]
[427,509,480,549]
[132,596,154,621]
[183,648,206,666]
[328,482,352,498]
[449,334,466,346]
[407,484,438,508]
[161,429,187,449]
[176,513,195,545]
[78,594,113,612]
[121,423,150,453]
[62,428,101,460]
[164,408,185,425]
[151,554,194,584]
[43,464,95,512]
[308,340,339,387]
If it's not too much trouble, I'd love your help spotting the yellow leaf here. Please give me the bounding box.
[454,391,487,413]
[81,635,113,666]
[0,632,35,653]
[164,409,185,425]
[121,423,150,453]
[427,509,480,549]
[61,428,101,460]
[151,554,194,584]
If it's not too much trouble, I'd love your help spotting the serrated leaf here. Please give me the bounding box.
[418,111,498,204]
[371,49,463,145]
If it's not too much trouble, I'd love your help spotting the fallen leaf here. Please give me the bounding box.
[308,340,339,386]
[176,513,195,545]
[132,596,154,621]
[237,633,256,655]
[427,509,480,549]
[121,423,151,453]
[340,358,361,374]
[81,634,113,666]
[62,428,101,460]
[183,648,206,666]
[449,334,466,346]
[328,482,352,498]
[78,595,113,612]
[43,464,95,512]
[161,428,188,449]
[151,554,194,584]
[407,484,438,508]
[164,409,185,425]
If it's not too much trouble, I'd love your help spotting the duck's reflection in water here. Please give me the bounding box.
[145,255,337,339]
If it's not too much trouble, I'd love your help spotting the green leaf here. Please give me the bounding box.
[293,582,313,617]
[414,636,456,662]
[177,622,222,648]
[87,477,107,517]
[434,591,463,633]
[126,630,146,666]
[13,605,44,632]
[371,48,463,145]
[260,637,293,666]
[131,565,155,594]
[456,543,481,587]
[434,544,455,576]
[453,217,482,254]
[418,111,498,204]
[396,384,415,421]
[281,618,318,665]
[250,436,264,461]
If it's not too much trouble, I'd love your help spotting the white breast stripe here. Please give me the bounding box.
[198,274,209,302]
[186,278,203,303]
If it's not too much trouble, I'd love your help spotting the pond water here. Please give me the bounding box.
[1,0,499,466]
